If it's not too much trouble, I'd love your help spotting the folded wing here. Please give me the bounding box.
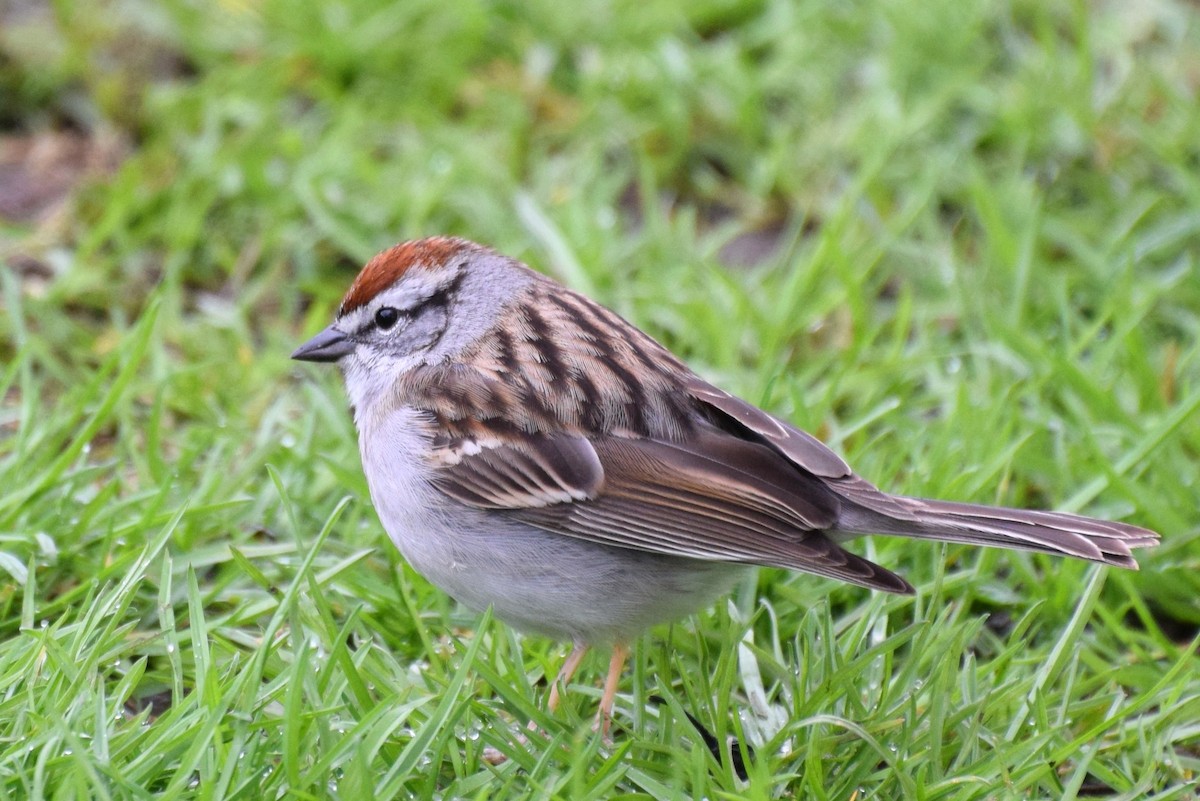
[430,423,914,593]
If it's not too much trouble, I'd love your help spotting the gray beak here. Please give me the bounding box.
[292,325,354,363]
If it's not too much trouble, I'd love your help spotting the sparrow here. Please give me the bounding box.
[292,236,1158,726]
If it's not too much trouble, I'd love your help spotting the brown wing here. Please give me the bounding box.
[429,423,913,593]
[431,432,605,509]
[687,376,937,520]
[686,377,1156,567]
[685,378,853,478]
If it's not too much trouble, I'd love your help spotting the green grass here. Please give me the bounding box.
[2,0,1198,797]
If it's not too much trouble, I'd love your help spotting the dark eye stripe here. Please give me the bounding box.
[358,271,465,336]
[419,270,466,314]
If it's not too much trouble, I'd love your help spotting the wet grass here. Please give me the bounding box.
[1,0,1198,797]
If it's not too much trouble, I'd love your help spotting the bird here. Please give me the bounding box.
[292,236,1159,728]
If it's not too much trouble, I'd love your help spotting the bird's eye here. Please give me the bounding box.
[374,307,400,330]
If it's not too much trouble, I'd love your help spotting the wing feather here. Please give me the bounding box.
[432,433,604,509]
[686,378,852,478]
[429,421,913,593]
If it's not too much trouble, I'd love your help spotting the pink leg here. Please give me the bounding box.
[597,642,629,735]
[548,641,589,713]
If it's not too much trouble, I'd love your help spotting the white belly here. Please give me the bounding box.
[358,406,744,643]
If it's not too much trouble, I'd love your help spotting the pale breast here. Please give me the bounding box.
[356,403,745,642]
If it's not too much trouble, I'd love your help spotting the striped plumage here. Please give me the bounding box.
[293,236,1159,725]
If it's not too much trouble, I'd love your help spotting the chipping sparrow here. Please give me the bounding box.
[293,236,1158,725]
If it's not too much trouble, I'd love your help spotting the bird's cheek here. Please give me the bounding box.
[397,308,449,356]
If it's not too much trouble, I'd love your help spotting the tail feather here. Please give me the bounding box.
[836,495,1158,571]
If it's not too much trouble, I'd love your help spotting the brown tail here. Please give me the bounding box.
[837,495,1159,571]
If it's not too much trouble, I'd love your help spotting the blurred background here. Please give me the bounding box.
[2,0,1198,796]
